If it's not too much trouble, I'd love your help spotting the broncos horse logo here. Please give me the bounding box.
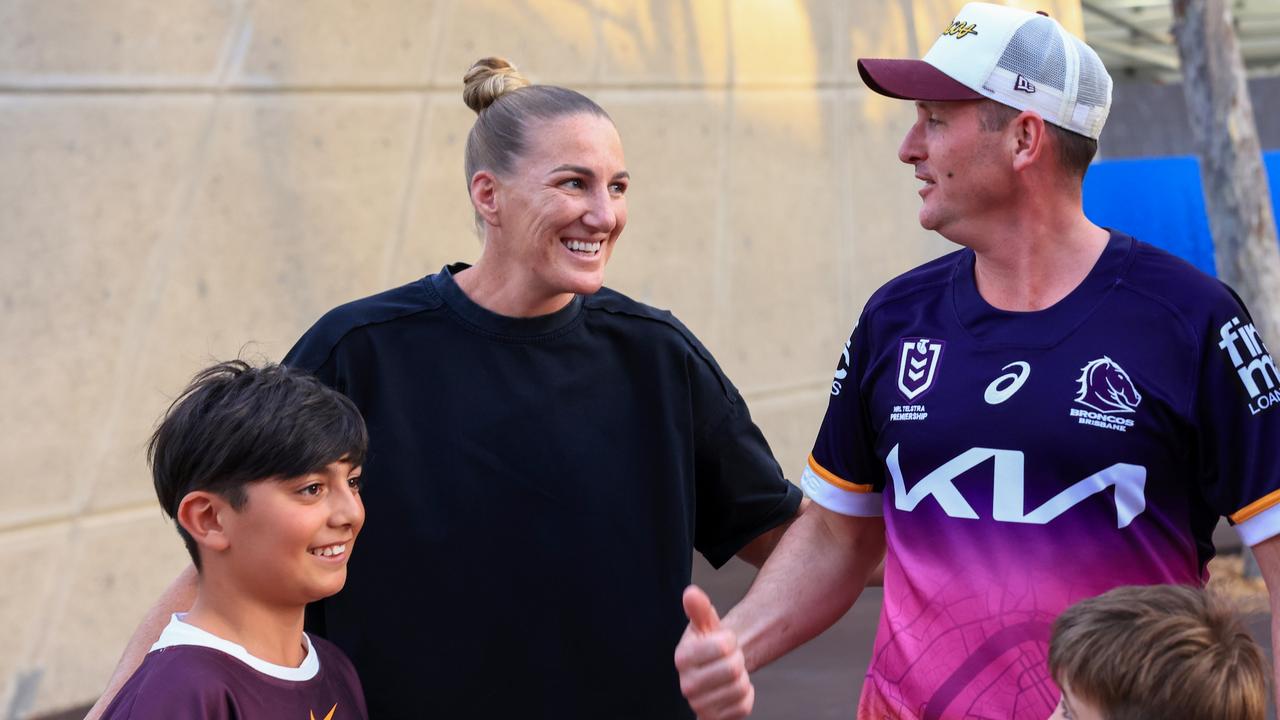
[1075,356,1142,414]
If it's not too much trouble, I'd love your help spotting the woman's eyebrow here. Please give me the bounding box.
[549,164,630,181]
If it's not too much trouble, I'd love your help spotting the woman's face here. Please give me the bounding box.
[490,112,629,307]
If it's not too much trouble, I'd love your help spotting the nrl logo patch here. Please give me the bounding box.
[1070,356,1141,432]
[897,337,945,401]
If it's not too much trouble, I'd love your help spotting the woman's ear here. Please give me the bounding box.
[176,491,231,554]
[470,170,501,228]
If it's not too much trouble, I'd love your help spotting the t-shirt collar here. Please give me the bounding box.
[430,263,585,338]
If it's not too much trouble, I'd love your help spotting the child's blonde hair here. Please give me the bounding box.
[1050,584,1266,720]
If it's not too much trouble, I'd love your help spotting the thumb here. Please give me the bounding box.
[682,585,722,635]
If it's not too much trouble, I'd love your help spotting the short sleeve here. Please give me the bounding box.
[1194,289,1280,546]
[801,319,884,517]
[690,362,803,569]
[102,654,238,720]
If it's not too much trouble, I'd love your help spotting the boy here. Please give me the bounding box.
[1049,585,1267,720]
[100,360,369,719]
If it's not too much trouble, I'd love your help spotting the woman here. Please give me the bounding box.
[89,58,800,720]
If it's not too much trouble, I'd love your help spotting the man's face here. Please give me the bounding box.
[1049,685,1107,720]
[897,100,1012,241]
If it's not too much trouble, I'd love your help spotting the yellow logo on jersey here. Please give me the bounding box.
[310,704,337,720]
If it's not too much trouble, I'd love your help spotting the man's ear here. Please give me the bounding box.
[1010,111,1047,173]
[469,170,501,228]
[176,491,231,554]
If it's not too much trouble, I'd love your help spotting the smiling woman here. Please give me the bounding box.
[457,59,629,316]
[269,57,805,719]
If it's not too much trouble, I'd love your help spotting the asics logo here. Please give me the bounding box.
[984,361,1030,405]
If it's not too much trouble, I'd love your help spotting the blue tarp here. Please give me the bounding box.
[1082,150,1280,277]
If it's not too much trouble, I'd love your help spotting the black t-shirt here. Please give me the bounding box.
[284,264,802,719]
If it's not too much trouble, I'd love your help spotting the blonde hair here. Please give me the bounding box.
[1050,585,1266,720]
[461,56,611,185]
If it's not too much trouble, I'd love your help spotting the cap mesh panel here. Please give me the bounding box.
[1073,39,1110,109]
[995,17,1067,92]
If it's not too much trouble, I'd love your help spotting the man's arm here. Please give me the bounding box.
[1247,535,1280,713]
[84,564,198,720]
[676,505,886,719]
[734,498,811,568]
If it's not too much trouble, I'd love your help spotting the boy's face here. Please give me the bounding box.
[220,460,365,606]
[1050,685,1106,720]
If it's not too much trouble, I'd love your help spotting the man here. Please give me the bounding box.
[674,4,1280,719]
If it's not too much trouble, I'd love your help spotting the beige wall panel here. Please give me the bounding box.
[843,94,954,311]
[745,386,833,482]
[717,90,846,393]
[234,1,444,86]
[0,526,67,717]
[0,1,236,85]
[395,97,485,285]
[844,0,916,76]
[31,512,189,717]
[598,0,730,86]
[430,0,600,88]
[597,90,725,339]
[729,0,841,85]
[0,97,210,527]
[85,94,421,511]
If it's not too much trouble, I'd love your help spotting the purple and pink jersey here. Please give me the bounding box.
[802,232,1280,719]
[101,615,367,720]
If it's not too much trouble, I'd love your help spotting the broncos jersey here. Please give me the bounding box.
[802,231,1280,720]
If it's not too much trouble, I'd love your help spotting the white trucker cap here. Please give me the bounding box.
[857,3,1113,140]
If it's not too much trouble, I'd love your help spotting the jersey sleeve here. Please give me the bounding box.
[102,654,238,720]
[1194,288,1280,546]
[801,319,883,517]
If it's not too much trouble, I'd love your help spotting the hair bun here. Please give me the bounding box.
[463,57,530,114]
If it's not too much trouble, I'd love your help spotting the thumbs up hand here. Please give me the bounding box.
[673,585,755,720]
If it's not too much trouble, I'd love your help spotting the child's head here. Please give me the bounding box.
[149,360,368,602]
[1049,584,1266,720]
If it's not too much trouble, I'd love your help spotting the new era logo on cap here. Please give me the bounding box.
[856,2,1113,139]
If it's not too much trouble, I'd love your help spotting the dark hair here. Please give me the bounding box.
[148,360,368,569]
[1050,585,1267,720]
[462,56,611,185]
[977,100,1097,179]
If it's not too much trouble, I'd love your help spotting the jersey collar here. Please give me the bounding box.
[950,230,1135,348]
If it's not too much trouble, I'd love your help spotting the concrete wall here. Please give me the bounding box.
[0,1,1080,716]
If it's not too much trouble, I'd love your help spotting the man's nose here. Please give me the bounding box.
[899,121,925,165]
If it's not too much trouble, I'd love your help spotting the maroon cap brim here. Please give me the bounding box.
[857,58,984,101]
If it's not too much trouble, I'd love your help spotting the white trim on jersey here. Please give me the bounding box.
[800,465,884,517]
[151,613,321,681]
[1236,504,1280,548]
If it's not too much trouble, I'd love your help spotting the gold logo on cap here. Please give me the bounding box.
[942,20,979,39]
